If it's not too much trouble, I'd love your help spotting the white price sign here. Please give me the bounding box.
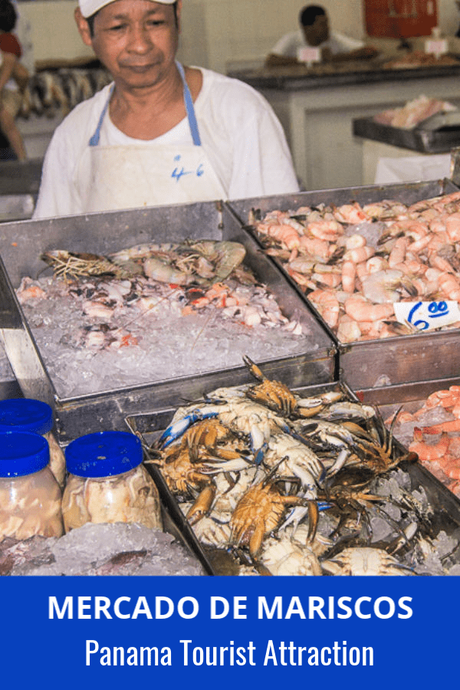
[297,46,321,63]
[394,300,460,331]
[424,38,448,56]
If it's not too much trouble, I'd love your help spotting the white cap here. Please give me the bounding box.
[79,0,176,19]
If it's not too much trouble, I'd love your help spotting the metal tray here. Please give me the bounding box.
[125,377,460,576]
[358,376,460,519]
[228,179,460,390]
[0,200,336,443]
[353,116,460,153]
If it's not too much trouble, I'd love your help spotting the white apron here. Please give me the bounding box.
[76,63,226,213]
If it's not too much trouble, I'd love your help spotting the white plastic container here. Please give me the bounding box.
[62,431,162,532]
[0,430,64,542]
[0,398,66,488]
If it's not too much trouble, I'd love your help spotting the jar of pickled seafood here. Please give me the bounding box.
[0,430,64,542]
[0,398,66,488]
[62,431,162,532]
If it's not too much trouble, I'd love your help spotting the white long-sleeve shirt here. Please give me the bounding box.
[34,68,300,219]
[270,29,364,58]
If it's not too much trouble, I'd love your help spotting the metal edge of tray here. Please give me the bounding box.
[128,413,216,576]
[226,179,459,224]
[0,255,57,409]
[52,352,336,444]
[352,117,460,154]
[125,377,460,577]
[337,327,460,390]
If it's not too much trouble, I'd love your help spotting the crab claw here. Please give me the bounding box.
[158,409,217,448]
[186,484,217,525]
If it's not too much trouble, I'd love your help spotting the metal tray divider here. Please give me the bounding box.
[0,255,57,409]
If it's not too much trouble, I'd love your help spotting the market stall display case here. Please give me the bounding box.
[126,375,460,576]
[228,178,460,395]
[0,199,336,443]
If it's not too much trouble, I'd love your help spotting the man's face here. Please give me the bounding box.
[302,14,329,47]
[76,0,181,91]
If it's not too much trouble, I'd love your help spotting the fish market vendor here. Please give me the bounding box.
[265,4,378,68]
[33,0,299,219]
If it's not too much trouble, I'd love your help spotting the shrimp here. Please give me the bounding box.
[298,236,336,261]
[344,294,394,322]
[332,202,369,224]
[345,234,366,250]
[312,272,342,289]
[308,289,340,329]
[388,237,408,268]
[258,223,301,250]
[422,419,460,435]
[409,429,450,462]
[307,219,342,241]
[343,245,375,264]
[360,269,414,304]
[438,272,460,301]
[429,254,457,274]
[341,260,356,293]
[445,213,460,242]
[16,277,47,303]
[336,314,362,343]
[365,256,389,274]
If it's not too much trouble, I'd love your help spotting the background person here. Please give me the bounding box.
[266,4,378,68]
[33,0,299,219]
[0,0,28,160]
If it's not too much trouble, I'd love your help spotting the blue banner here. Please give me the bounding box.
[0,575,455,689]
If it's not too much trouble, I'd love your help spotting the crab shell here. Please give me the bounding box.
[230,480,306,556]
[321,547,414,576]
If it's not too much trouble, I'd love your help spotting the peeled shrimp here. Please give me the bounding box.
[344,295,394,322]
[360,269,407,304]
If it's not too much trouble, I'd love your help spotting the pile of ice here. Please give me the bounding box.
[0,522,205,576]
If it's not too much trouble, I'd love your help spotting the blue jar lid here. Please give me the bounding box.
[0,398,53,435]
[0,430,50,477]
[65,431,143,478]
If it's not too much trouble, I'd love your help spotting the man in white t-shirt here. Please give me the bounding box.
[34,0,299,219]
[266,4,378,68]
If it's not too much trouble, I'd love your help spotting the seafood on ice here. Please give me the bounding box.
[249,189,460,343]
[373,94,456,130]
[13,239,309,398]
[148,358,460,576]
[18,239,303,350]
[388,384,460,499]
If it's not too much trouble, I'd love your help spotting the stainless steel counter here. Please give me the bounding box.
[228,61,460,91]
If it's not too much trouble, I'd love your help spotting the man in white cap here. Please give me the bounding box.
[33,0,299,218]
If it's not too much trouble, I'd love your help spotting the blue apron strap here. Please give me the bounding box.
[176,61,201,147]
[89,84,115,146]
[88,67,201,147]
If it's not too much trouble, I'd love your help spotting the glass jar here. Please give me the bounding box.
[62,431,162,532]
[0,430,64,542]
[0,398,66,488]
